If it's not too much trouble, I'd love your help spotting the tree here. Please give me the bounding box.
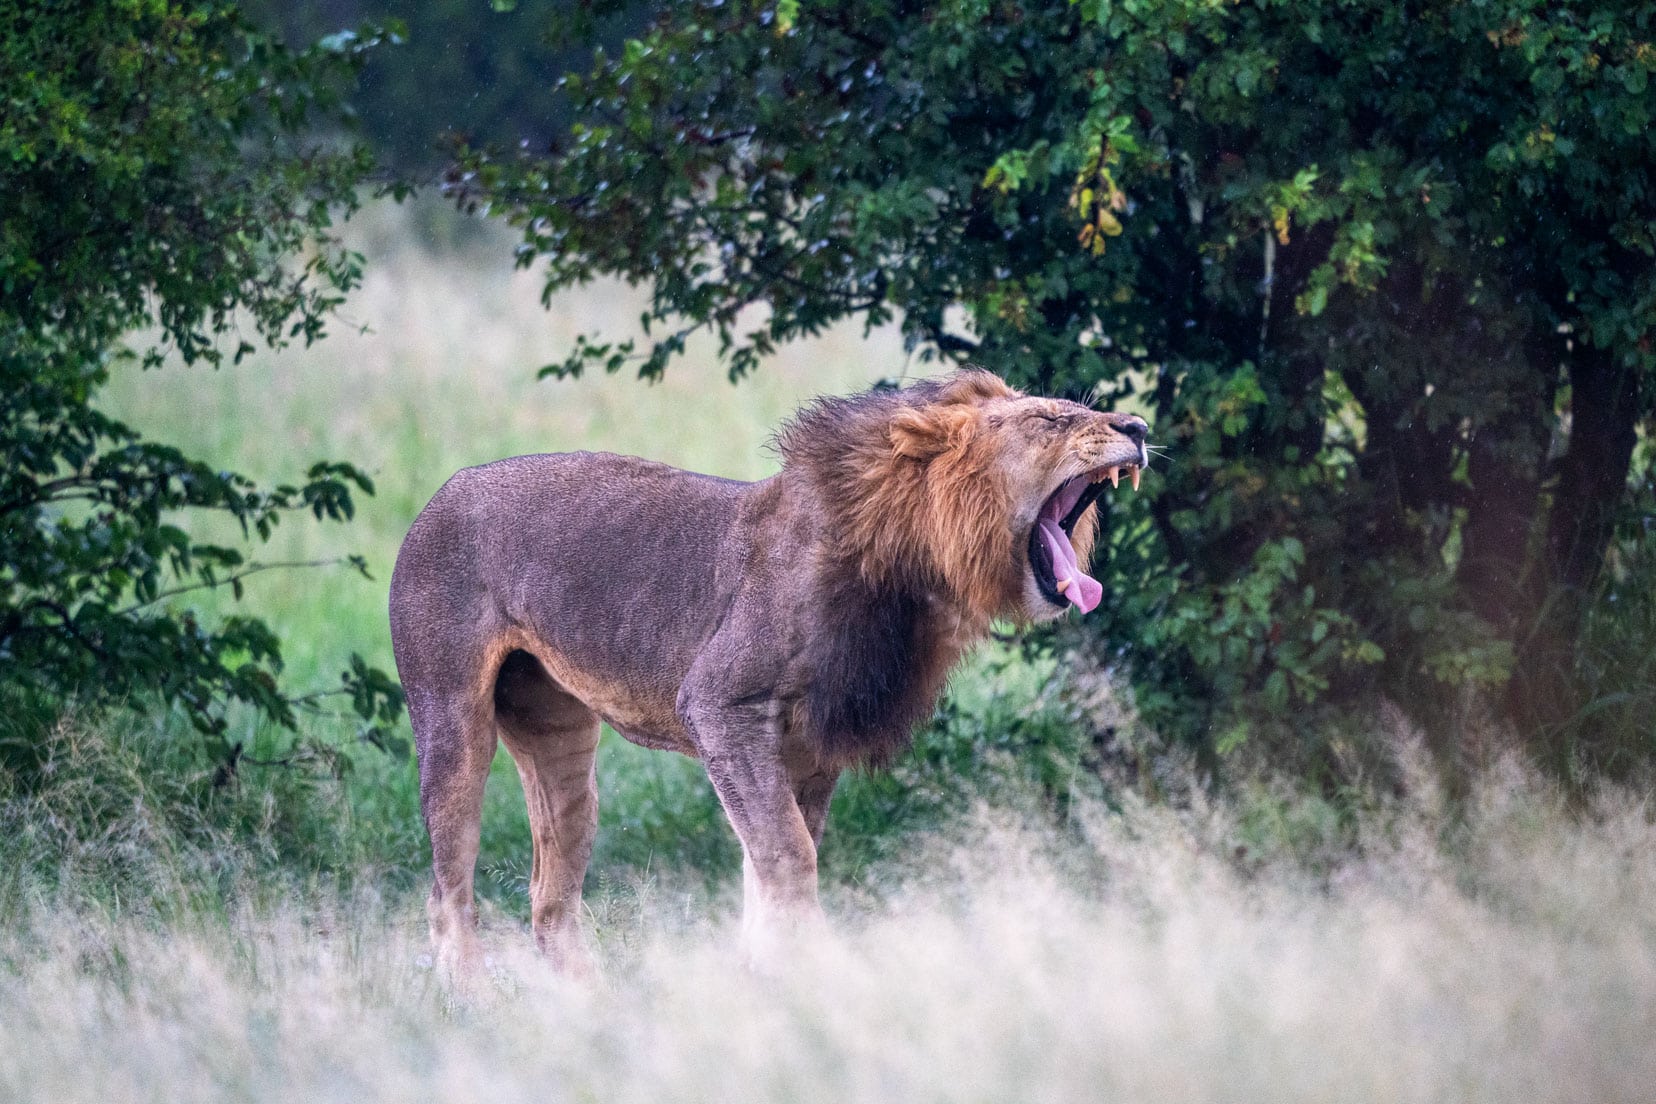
[0,1,404,766]
[457,0,1655,774]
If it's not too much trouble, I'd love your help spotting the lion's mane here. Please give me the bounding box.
[774,370,1031,765]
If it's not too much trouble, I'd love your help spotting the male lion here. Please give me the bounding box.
[389,370,1148,974]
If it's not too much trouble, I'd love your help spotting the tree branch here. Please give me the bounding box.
[114,558,356,615]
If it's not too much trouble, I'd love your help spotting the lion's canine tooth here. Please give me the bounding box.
[1110,467,1120,489]
[1131,465,1141,491]
[1055,578,1072,595]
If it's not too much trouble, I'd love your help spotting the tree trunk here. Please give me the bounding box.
[1452,316,1560,637]
[1342,263,1469,555]
[1455,404,1550,635]
[1508,346,1641,737]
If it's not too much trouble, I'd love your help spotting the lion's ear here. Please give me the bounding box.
[890,408,943,458]
[935,370,1017,406]
[890,405,976,459]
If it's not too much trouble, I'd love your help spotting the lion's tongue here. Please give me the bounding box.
[1038,517,1103,614]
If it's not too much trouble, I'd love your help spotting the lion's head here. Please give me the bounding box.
[777,370,1149,623]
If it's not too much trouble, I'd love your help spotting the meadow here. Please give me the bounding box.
[3,201,1652,1102]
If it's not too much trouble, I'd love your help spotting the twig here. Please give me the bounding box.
[115,558,355,615]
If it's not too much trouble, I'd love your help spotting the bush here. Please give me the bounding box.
[0,2,403,761]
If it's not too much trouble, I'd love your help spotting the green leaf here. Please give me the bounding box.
[775,0,800,35]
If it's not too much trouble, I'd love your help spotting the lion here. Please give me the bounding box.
[388,370,1149,975]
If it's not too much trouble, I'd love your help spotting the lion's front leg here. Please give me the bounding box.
[738,767,840,957]
[682,696,825,964]
[792,768,839,849]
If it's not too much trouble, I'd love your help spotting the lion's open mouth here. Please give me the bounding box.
[1030,464,1140,613]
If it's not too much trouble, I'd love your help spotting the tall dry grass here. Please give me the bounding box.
[2,753,1652,1104]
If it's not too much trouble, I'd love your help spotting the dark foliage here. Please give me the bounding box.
[241,0,646,174]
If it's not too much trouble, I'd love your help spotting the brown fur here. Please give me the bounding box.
[388,370,1148,974]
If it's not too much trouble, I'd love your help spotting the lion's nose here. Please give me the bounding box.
[1117,416,1149,444]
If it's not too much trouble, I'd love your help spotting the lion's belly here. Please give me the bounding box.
[605,720,698,757]
[535,656,698,757]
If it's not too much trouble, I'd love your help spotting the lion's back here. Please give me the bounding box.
[389,451,752,692]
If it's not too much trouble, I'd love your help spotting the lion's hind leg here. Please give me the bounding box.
[406,680,498,984]
[494,649,602,979]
